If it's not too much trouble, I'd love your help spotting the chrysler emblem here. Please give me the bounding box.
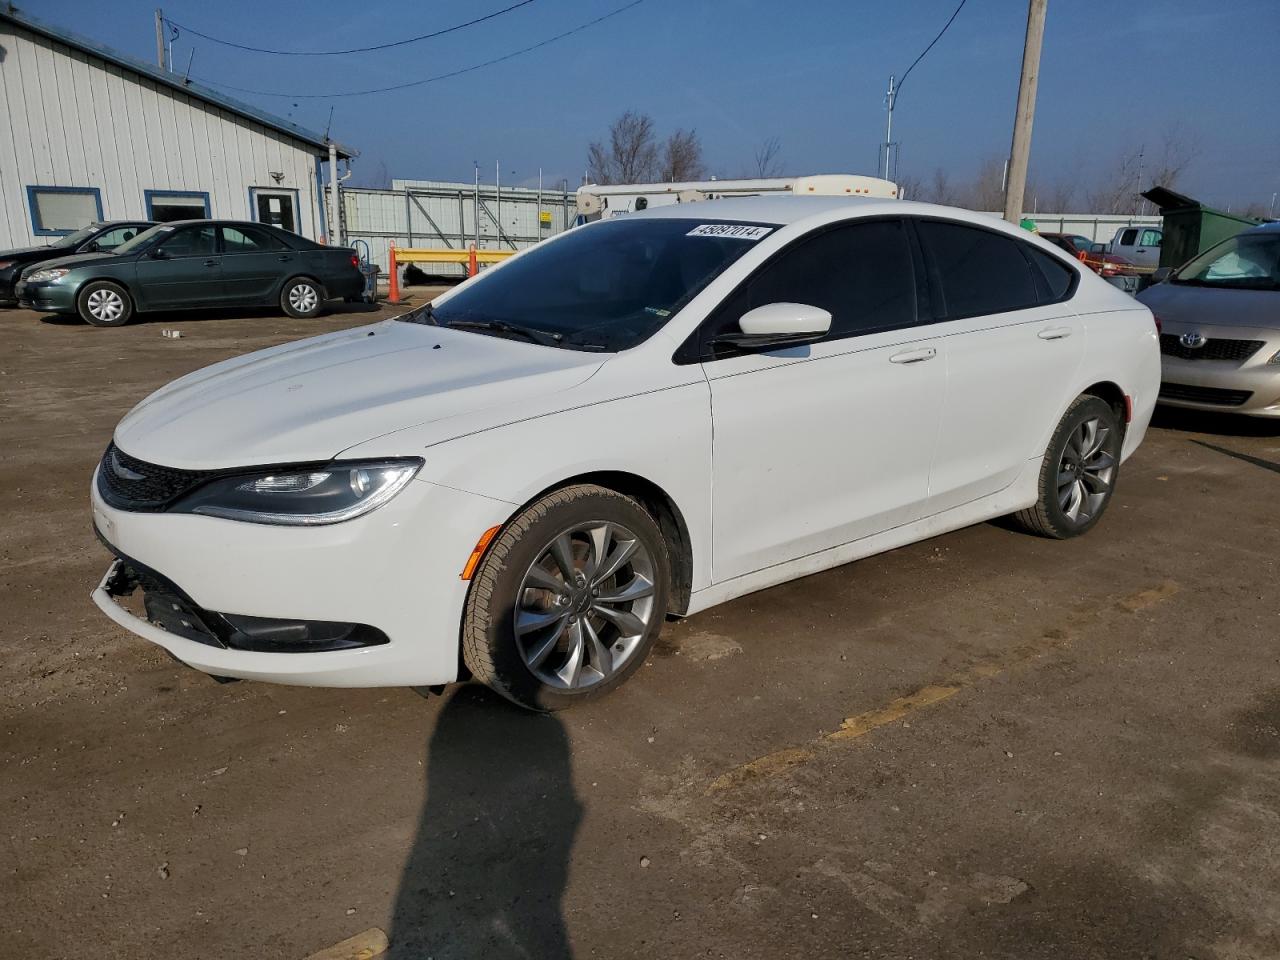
[1180,331,1207,349]
[110,450,146,481]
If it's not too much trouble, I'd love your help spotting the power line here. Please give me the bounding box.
[166,0,539,56]
[897,0,968,95]
[189,0,645,99]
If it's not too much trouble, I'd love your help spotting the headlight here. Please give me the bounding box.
[26,268,70,283]
[173,459,423,525]
[1269,349,1280,366]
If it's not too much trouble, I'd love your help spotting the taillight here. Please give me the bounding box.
[1153,314,1163,334]
[350,254,359,268]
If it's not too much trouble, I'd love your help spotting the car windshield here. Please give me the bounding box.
[414,217,776,351]
[112,224,175,256]
[1173,232,1280,291]
[51,224,101,249]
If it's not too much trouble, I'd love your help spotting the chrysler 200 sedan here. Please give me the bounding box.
[91,196,1160,710]
[17,220,363,326]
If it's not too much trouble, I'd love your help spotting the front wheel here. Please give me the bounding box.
[77,281,134,327]
[1013,395,1122,539]
[462,484,671,711]
[281,277,324,318]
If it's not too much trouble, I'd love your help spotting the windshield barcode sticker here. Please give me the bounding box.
[687,224,773,240]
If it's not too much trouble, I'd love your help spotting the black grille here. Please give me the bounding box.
[1159,334,1265,363]
[1159,382,1254,407]
[97,442,216,511]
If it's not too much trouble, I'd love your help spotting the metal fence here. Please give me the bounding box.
[340,180,577,277]
[1019,213,1162,243]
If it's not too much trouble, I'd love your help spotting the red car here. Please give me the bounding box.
[1040,233,1138,278]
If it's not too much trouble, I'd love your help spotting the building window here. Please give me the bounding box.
[26,186,104,236]
[144,190,211,223]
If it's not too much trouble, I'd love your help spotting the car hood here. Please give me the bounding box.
[1138,282,1280,330]
[113,320,609,470]
[21,251,120,275]
[1,244,66,263]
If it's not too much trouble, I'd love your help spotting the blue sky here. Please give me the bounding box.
[35,0,1280,209]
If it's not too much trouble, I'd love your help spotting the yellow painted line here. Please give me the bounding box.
[828,683,963,741]
[707,581,1180,794]
[1116,580,1179,612]
[302,928,388,960]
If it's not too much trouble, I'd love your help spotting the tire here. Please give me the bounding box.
[1013,395,1122,539]
[76,281,133,327]
[462,484,672,712]
[281,277,324,318]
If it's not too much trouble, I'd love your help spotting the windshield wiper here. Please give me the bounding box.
[444,318,563,347]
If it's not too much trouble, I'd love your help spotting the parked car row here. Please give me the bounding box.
[1,219,365,326]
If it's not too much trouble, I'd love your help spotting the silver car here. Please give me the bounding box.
[1138,223,1280,417]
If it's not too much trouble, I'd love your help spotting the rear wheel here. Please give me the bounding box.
[77,281,133,327]
[281,277,323,318]
[1013,395,1122,539]
[462,484,671,711]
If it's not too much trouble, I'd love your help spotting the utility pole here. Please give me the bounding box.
[1002,0,1048,224]
[881,74,896,181]
[154,8,166,70]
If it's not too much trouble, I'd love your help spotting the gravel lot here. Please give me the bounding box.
[2,299,1278,959]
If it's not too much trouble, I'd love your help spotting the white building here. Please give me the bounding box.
[0,7,355,249]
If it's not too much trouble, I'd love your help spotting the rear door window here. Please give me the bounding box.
[915,220,1041,319]
[221,225,285,253]
[1025,247,1077,302]
[1139,229,1162,247]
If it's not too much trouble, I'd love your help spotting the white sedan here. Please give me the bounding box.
[91,197,1160,710]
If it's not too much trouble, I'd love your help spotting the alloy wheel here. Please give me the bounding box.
[288,283,318,313]
[1057,416,1116,524]
[514,521,657,690]
[87,289,125,322]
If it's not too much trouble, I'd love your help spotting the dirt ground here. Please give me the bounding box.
[2,298,1279,960]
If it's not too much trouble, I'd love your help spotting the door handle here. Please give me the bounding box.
[1038,326,1073,340]
[277,255,292,262]
[204,259,219,267]
[889,347,937,364]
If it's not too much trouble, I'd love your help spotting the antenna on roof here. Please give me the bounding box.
[182,48,195,85]
[323,105,335,141]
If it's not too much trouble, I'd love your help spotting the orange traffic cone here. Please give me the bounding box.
[388,243,400,305]
[468,245,478,278]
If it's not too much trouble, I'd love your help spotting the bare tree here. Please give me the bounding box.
[587,111,659,184]
[660,128,705,182]
[753,136,784,178]
[1147,123,1202,191]
[1042,174,1078,213]
[927,168,957,205]
[895,172,924,201]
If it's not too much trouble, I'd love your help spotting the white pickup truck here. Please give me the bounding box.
[1107,225,1163,269]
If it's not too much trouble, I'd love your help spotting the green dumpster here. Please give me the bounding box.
[1142,186,1262,269]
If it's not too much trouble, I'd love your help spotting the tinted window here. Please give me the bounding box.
[221,225,284,252]
[917,220,1039,318]
[707,219,916,347]
[1119,228,1138,246]
[1026,247,1076,301]
[158,225,217,258]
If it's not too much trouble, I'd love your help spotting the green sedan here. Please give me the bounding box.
[16,220,365,327]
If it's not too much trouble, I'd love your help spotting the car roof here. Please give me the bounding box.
[1248,221,1280,232]
[626,194,902,225]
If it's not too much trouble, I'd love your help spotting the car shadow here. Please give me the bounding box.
[1150,405,1280,438]
[387,684,580,959]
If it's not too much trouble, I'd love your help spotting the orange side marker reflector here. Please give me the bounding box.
[460,525,501,580]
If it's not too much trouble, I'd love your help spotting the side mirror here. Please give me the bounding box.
[150,247,168,260]
[713,302,832,353]
[1152,267,1172,283]
[80,240,99,253]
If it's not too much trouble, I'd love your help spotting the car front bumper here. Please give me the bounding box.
[14,278,77,313]
[90,468,514,687]
[1158,319,1280,417]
